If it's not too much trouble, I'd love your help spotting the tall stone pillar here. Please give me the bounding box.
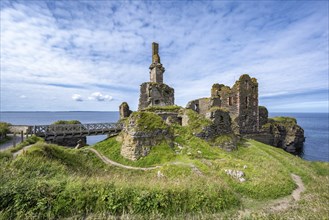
[149,42,165,83]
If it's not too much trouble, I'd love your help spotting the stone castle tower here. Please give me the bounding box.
[186,74,259,134]
[150,42,165,83]
[138,42,175,110]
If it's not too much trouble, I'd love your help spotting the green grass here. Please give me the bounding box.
[127,112,168,132]
[0,126,328,219]
[185,109,212,133]
[144,105,181,112]
[270,116,297,124]
[9,135,44,153]
[52,120,81,124]
[93,137,177,167]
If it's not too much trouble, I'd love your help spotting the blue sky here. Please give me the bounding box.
[0,0,328,113]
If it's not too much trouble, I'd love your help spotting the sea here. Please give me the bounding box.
[0,111,328,162]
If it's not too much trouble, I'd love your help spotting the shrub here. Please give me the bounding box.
[10,135,44,153]
[52,120,81,125]
[0,122,11,137]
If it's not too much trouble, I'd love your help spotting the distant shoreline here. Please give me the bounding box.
[1,111,328,114]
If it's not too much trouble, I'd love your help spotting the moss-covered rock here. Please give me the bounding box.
[120,112,173,160]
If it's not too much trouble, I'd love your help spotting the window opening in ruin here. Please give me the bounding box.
[229,97,233,106]
[195,103,199,112]
[220,116,224,123]
[154,100,160,105]
[177,117,182,125]
[245,96,249,108]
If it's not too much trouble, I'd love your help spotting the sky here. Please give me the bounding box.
[0,0,328,113]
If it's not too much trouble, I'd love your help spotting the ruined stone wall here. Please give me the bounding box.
[236,75,259,134]
[205,108,232,135]
[186,74,260,135]
[150,63,164,83]
[186,98,210,115]
[119,112,173,160]
[138,82,174,110]
[216,85,239,118]
[150,42,165,83]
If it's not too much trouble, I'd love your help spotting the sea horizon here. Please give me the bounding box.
[1,111,328,113]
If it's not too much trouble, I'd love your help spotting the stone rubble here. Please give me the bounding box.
[225,169,246,182]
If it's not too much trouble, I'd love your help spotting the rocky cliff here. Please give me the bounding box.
[244,117,305,153]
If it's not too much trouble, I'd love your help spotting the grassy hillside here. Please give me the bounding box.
[0,128,328,219]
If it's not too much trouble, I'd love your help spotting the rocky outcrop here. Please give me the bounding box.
[119,112,173,160]
[245,117,305,153]
[119,102,132,119]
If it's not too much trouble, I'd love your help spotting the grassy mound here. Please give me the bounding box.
[0,126,328,219]
[127,112,168,132]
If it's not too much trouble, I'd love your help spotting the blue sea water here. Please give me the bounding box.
[0,111,328,162]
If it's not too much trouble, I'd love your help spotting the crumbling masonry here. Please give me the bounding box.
[118,42,304,160]
[186,74,259,134]
[138,42,175,110]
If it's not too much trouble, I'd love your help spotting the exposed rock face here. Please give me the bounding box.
[244,117,305,153]
[138,82,174,110]
[120,112,173,160]
[119,102,132,119]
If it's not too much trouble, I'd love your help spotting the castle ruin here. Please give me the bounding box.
[138,42,175,110]
[119,42,304,160]
[186,74,259,134]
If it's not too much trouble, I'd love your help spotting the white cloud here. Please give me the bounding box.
[0,1,328,112]
[19,95,26,99]
[72,94,83,102]
[88,92,113,102]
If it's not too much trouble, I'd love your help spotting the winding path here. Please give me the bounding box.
[268,173,305,212]
[88,148,204,175]
[88,148,161,171]
[238,173,305,217]
[13,145,35,159]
